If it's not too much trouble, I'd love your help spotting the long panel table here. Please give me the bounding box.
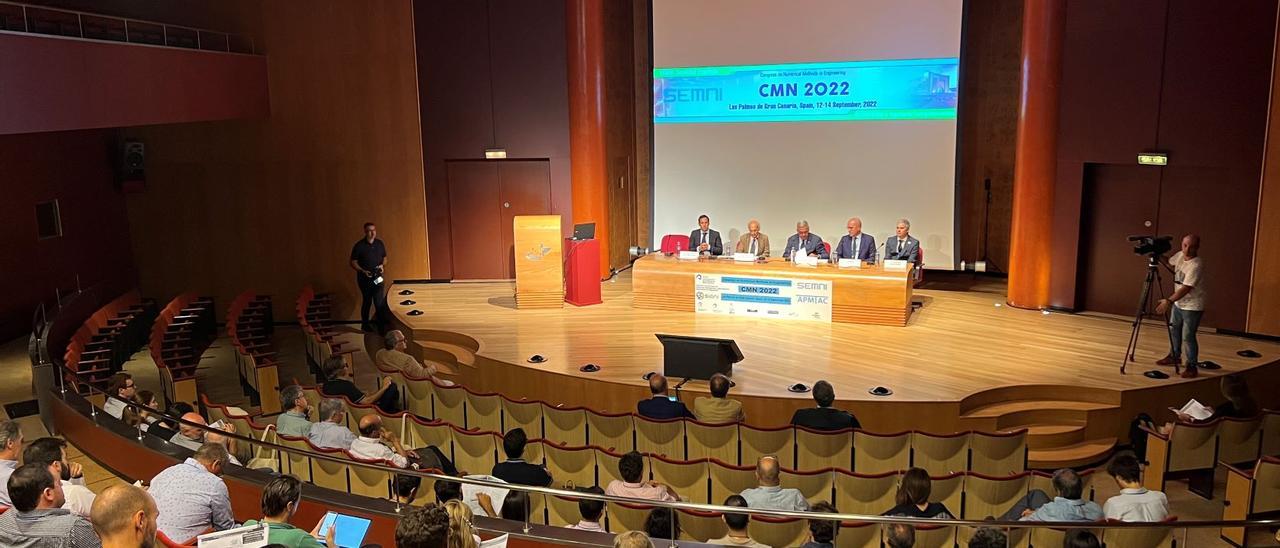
[631,254,914,326]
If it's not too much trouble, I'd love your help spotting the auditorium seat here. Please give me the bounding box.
[465,390,503,434]
[853,429,910,474]
[543,443,597,490]
[1222,457,1280,545]
[961,471,1030,520]
[502,396,544,439]
[968,429,1028,476]
[832,469,897,515]
[1142,420,1219,498]
[660,234,690,254]
[635,416,685,459]
[779,466,833,503]
[910,430,969,475]
[796,426,853,470]
[277,433,314,482]
[740,423,795,469]
[595,446,626,488]
[916,247,925,285]
[406,415,454,456]
[913,524,956,548]
[1100,517,1177,548]
[309,443,352,492]
[404,377,436,420]
[432,383,469,428]
[542,404,588,447]
[686,419,739,463]
[346,452,394,499]
[822,242,832,255]
[528,492,548,525]
[748,515,808,548]
[929,471,965,516]
[1260,409,1280,457]
[709,458,757,507]
[836,521,881,548]
[648,454,709,503]
[450,427,499,476]
[605,501,652,535]
[586,410,635,453]
[545,494,582,528]
[678,507,727,542]
[1030,524,1100,548]
[523,439,547,467]
[1218,415,1264,466]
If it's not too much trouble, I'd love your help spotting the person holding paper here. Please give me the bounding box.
[734,219,770,258]
[833,217,877,263]
[689,215,723,255]
[1155,234,1205,378]
[782,220,828,260]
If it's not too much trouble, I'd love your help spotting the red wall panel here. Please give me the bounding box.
[0,32,269,135]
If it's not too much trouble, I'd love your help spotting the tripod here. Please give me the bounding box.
[1121,255,1170,374]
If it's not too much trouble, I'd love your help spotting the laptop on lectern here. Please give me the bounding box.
[571,223,596,240]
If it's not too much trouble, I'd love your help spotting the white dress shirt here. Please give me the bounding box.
[349,436,408,468]
[61,478,96,518]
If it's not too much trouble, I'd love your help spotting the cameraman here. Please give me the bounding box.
[1155,234,1204,378]
[350,222,390,333]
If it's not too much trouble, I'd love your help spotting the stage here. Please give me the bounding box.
[388,271,1280,467]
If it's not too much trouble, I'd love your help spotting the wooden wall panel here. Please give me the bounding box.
[122,0,428,321]
[1250,16,1280,337]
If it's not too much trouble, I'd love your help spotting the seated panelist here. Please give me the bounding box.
[834,217,877,263]
[734,219,770,258]
[884,218,922,278]
[782,220,829,260]
[689,214,723,255]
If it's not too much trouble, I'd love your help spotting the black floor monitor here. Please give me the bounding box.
[655,333,743,380]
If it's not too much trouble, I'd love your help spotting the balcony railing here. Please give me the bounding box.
[0,0,255,54]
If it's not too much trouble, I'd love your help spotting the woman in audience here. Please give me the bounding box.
[614,531,654,548]
[501,491,530,521]
[1159,374,1260,434]
[643,508,679,542]
[243,475,336,548]
[136,390,162,427]
[882,467,955,519]
[443,500,479,548]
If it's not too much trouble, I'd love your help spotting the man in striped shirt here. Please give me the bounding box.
[0,463,100,547]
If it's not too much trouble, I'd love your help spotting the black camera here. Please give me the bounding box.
[1128,235,1173,256]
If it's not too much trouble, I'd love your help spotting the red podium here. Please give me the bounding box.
[564,238,602,306]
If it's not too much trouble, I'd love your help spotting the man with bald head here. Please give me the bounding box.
[636,373,694,420]
[834,217,877,263]
[91,484,158,548]
[350,414,417,468]
[1156,234,1206,378]
[740,456,808,511]
[734,220,770,258]
[167,412,208,451]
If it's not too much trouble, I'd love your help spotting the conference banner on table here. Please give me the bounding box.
[694,273,833,322]
[654,58,959,124]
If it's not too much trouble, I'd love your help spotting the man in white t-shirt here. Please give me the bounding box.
[1155,234,1204,378]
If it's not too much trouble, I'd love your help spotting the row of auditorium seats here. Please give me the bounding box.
[61,290,156,395]
[200,393,1180,548]
[150,293,215,406]
[228,291,283,413]
[1141,412,1280,499]
[296,285,357,379]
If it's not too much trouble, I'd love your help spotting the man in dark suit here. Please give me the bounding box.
[883,218,921,265]
[782,220,829,260]
[491,428,552,486]
[834,217,877,263]
[789,380,860,431]
[637,373,694,420]
[689,215,723,255]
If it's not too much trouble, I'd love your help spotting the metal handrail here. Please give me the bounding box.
[0,0,256,54]
[75,390,1280,533]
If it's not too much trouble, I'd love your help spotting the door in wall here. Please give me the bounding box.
[1076,163,1164,316]
[447,160,553,280]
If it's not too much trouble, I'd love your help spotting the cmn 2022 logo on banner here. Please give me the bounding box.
[694,273,833,322]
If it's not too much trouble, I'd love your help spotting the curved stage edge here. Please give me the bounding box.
[389,278,1280,465]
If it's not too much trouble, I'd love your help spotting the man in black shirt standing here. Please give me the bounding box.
[350,222,390,333]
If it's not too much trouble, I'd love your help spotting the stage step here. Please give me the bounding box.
[1005,422,1087,450]
[1028,437,1118,469]
[963,400,1116,419]
[417,341,476,368]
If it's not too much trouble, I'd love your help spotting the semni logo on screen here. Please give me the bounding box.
[664,88,722,102]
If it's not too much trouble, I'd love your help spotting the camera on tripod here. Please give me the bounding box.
[1128,235,1173,257]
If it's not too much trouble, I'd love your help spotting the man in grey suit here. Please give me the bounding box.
[884,218,922,277]
[783,220,829,260]
[834,217,877,263]
[689,214,723,255]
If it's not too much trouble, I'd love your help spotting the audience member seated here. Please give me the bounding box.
[123,390,162,433]
[709,495,767,547]
[168,412,212,451]
[243,475,334,548]
[321,355,401,414]
[308,398,357,450]
[882,467,954,519]
[275,385,315,438]
[378,331,454,386]
[693,374,745,423]
[0,463,100,547]
[351,415,417,468]
[205,430,244,467]
[1157,374,1260,436]
[434,479,462,503]
[444,500,481,547]
[395,504,450,548]
[566,486,607,533]
[884,523,915,548]
[1103,451,1168,521]
[396,475,422,506]
[90,484,158,548]
[500,490,530,521]
[967,526,1008,548]
[0,420,25,507]
[149,442,235,543]
[103,372,137,420]
[800,501,837,548]
[1065,529,1101,548]
[636,373,694,420]
[999,468,1102,522]
[605,451,680,502]
[23,437,95,518]
[614,531,653,548]
[740,456,807,511]
[491,428,552,486]
[146,402,194,441]
[644,508,679,542]
[789,381,860,431]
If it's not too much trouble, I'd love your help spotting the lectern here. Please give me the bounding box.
[513,215,564,309]
[564,238,602,306]
[655,333,744,380]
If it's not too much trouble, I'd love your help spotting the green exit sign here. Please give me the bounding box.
[1138,152,1168,166]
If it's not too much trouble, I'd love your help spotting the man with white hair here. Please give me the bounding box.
[377,330,452,385]
[734,219,770,258]
[308,398,357,450]
[833,217,877,263]
[783,220,828,260]
[883,218,921,280]
[0,420,23,507]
